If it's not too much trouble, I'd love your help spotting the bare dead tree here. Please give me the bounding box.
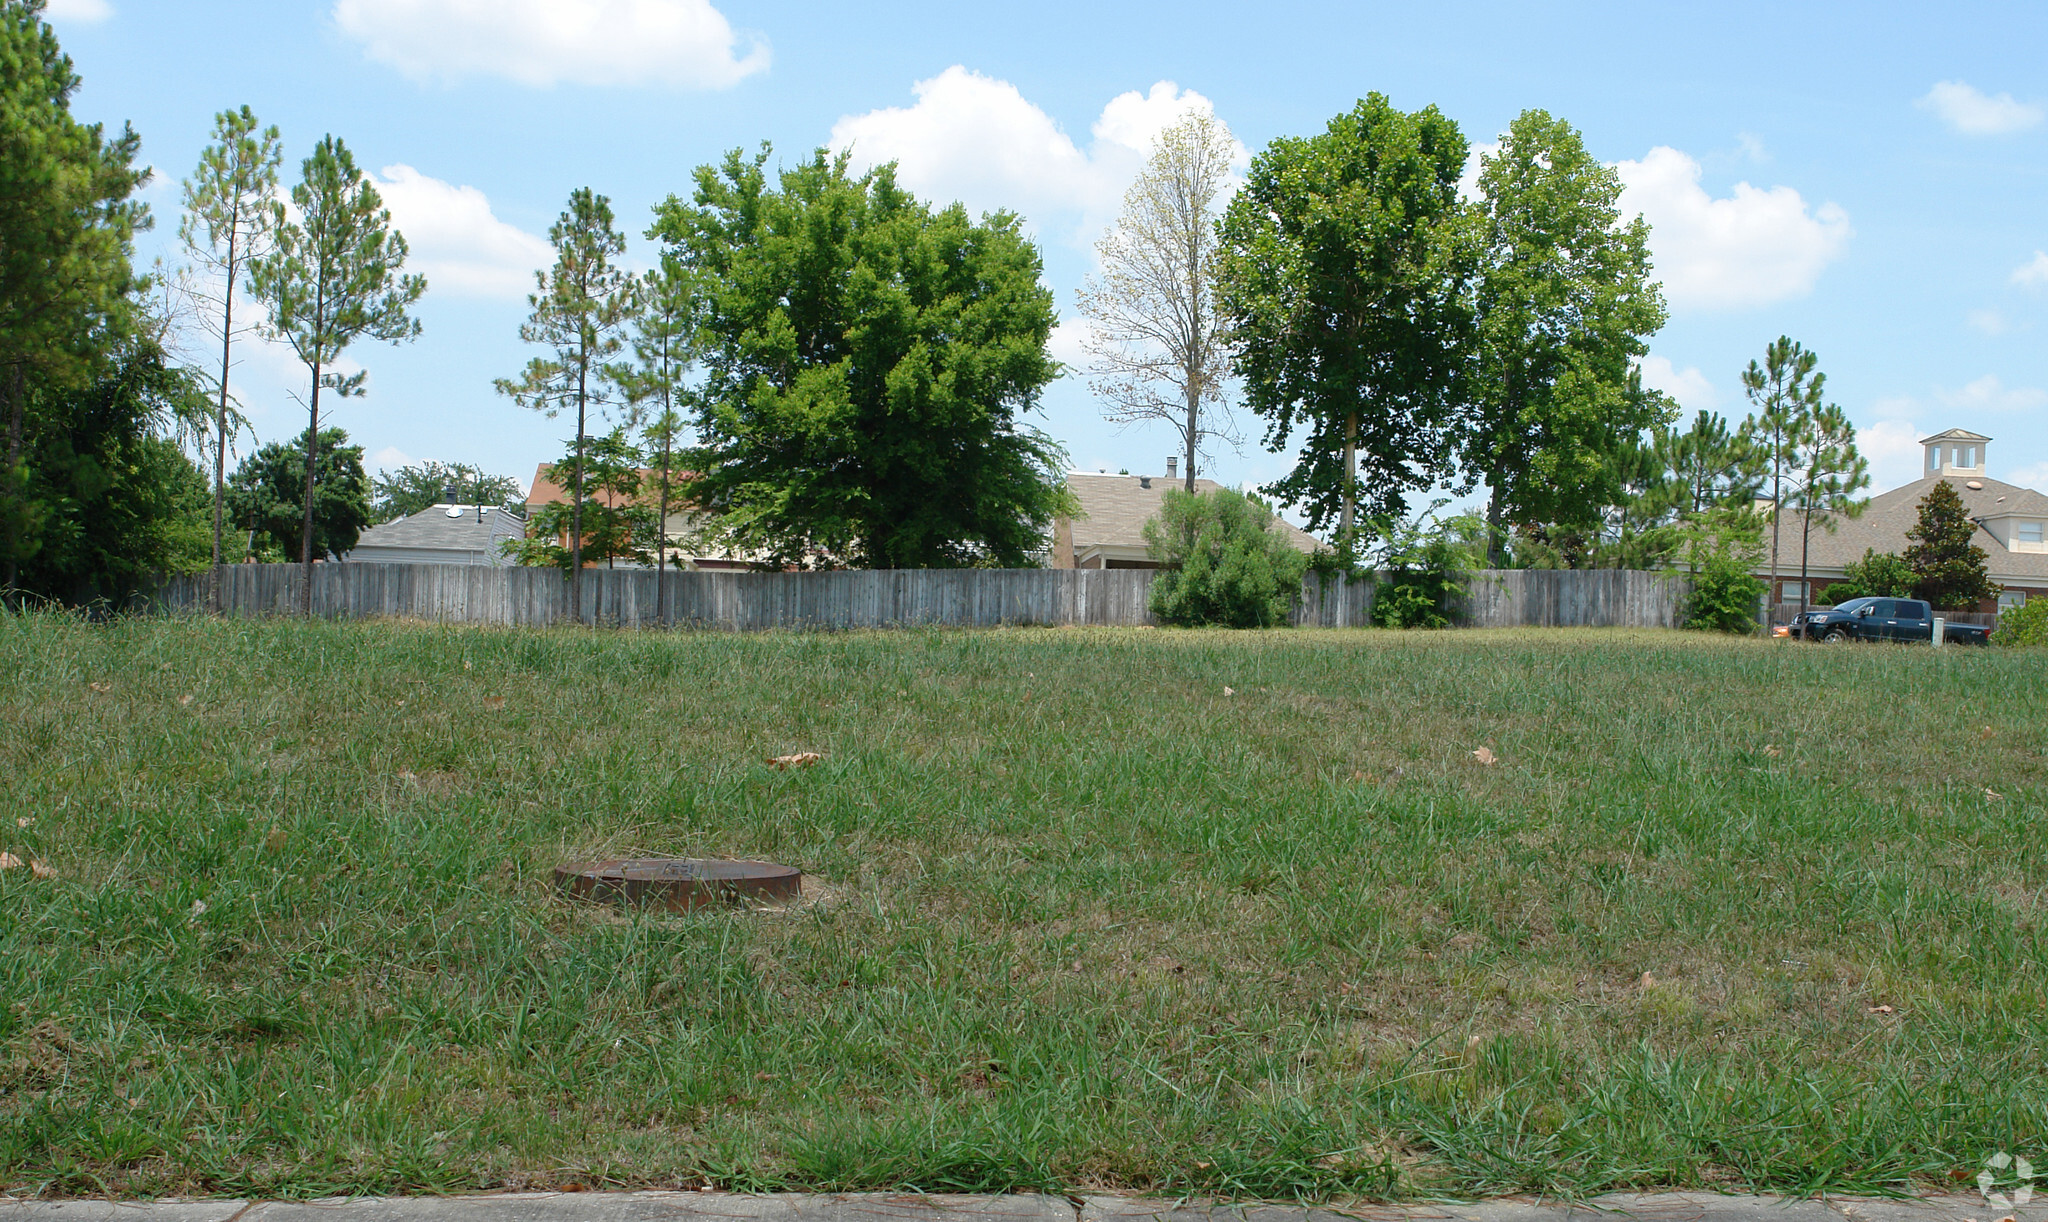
[1075,110,1241,491]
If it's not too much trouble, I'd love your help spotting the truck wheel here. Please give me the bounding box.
[1823,628,1850,643]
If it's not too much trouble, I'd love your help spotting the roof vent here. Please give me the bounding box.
[1139,476,1152,489]
[1966,480,1984,490]
[445,505,465,518]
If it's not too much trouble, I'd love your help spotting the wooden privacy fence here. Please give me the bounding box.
[1456,568,1689,629]
[152,563,1689,631]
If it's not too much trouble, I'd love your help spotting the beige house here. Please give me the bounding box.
[1051,466,1324,569]
[1768,429,2048,612]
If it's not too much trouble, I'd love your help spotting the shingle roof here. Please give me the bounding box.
[527,463,701,510]
[1790,474,2048,582]
[1064,473,1324,555]
[353,505,527,552]
[1921,427,1993,443]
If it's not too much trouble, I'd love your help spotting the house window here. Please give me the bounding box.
[1961,446,1977,468]
[2020,521,2044,545]
[2000,591,2028,611]
[1929,447,1940,470]
[1780,581,1807,603]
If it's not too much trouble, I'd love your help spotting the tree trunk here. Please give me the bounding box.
[300,363,321,618]
[1339,411,1358,563]
[1485,486,1505,569]
[212,240,236,616]
[571,360,586,625]
[1767,443,1783,621]
[1183,379,1198,493]
[1800,501,1814,613]
[656,415,671,627]
[4,363,22,594]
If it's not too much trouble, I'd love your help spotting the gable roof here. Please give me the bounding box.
[1791,473,2048,581]
[1921,427,1993,443]
[353,504,527,552]
[1063,472,1324,555]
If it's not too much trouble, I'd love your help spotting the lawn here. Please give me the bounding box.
[1,614,2043,1201]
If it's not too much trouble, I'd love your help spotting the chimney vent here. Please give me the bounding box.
[1166,456,1178,480]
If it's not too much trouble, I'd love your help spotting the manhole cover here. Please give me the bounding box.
[553,859,802,911]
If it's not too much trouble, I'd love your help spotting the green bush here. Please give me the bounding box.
[1144,488,1309,628]
[1821,549,1915,605]
[1678,508,1766,634]
[1367,509,1485,629]
[1993,599,2048,647]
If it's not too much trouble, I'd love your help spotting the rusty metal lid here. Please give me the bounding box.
[553,858,802,912]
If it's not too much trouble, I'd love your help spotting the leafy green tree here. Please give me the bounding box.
[1790,402,1868,611]
[505,428,654,572]
[652,147,1071,569]
[1659,409,1762,516]
[1462,110,1669,563]
[1820,549,1914,604]
[179,105,282,604]
[618,258,700,615]
[1738,336,1824,608]
[1215,94,1473,563]
[1076,109,1241,492]
[1905,480,1997,610]
[1143,487,1308,628]
[224,426,371,561]
[1677,507,1766,634]
[0,0,150,590]
[370,460,522,522]
[248,135,424,613]
[496,189,634,615]
[11,335,212,604]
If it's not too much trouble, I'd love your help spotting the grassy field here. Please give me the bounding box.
[1,614,2044,1201]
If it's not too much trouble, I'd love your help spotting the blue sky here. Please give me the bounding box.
[47,0,2048,513]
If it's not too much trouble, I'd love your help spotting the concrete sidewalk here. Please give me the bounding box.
[0,1191,2010,1222]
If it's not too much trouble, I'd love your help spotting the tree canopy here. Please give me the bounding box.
[1905,480,1996,610]
[225,427,371,562]
[652,147,1070,570]
[1217,94,1473,560]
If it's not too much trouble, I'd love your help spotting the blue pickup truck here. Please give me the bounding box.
[1792,597,1991,645]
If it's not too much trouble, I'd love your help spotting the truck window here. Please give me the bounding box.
[1872,600,1896,618]
[1894,602,1924,620]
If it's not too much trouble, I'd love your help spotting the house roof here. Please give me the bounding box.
[1063,472,1324,555]
[1791,473,2048,582]
[353,505,527,552]
[1921,428,1993,444]
[527,463,701,510]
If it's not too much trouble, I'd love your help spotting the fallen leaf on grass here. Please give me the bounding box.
[1985,789,2003,802]
[1981,725,1996,740]
[16,817,31,829]
[480,696,506,712]
[1640,971,1657,989]
[29,859,54,880]
[1472,747,1498,766]
[766,752,823,769]
[177,694,193,707]
[1868,1004,1894,1014]
[0,852,22,870]
[1222,686,1235,697]
[1764,744,1782,758]
[89,682,111,694]
[190,900,207,917]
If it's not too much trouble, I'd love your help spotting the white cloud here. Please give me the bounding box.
[44,0,112,21]
[2014,251,2048,288]
[1967,309,2010,336]
[332,0,768,89]
[2009,462,2048,491]
[1614,146,1852,311]
[1858,418,1925,491]
[1047,316,1095,371]
[1934,374,2048,413]
[830,68,1242,242]
[1456,140,1500,203]
[1918,81,2045,136]
[1638,354,1718,411]
[372,446,419,473]
[373,166,553,300]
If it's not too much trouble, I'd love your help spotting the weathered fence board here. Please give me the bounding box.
[154,564,1692,631]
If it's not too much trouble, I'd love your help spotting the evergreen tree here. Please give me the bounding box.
[1905,481,1997,610]
[224,427,372,561]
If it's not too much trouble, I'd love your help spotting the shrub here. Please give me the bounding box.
[1678,508,1766,634]
[1822,549,1914,605]
[1144,488,1309,628]
[1993,599,2048,647]
[1368,509,1485,629]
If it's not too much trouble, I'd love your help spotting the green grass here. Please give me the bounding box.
[1,614,2044,1201]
